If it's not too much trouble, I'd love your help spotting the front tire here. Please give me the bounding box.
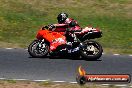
[80,40,103,60]
[28,40,49,58]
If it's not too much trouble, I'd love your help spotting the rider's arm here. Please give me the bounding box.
[54,24,68,28]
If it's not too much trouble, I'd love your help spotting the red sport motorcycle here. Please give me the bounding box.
[28,24,103,60]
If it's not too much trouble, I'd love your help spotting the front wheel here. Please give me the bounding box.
[28,40,49,58]
[80,40,103,60]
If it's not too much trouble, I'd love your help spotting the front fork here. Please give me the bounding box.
[37,39,46,52]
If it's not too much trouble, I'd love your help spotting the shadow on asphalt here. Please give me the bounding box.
[28,56,102,61]
[50,57,102,61]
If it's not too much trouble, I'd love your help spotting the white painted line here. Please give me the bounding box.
[53,81,66,83]
[25,49,28,50]
[129,55,132,57]
[33,80,49,82]
[69,82,77,84]
[12,79,28,81]
[115,84,127,87]
[101,84,110,86]
[113,54,120,55]
[0,78,6,80]
[5,48,13,50]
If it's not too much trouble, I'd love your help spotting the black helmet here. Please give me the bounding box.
[57,13,68,23]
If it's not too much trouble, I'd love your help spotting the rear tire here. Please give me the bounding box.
[28,40,49,58]
[80,40,103,60]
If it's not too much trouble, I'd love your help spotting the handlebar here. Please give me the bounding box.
[42,24,56,31]
[66,28,82,32]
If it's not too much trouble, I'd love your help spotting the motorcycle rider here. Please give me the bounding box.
[48,13,81,41]
[43,13,82,52]
[50,12,81,32]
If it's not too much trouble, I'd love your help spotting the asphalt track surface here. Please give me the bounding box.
[0,48,132,82]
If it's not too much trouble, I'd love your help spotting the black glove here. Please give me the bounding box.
[48,24,56,30]
[69,20,77,27]
[42,25,49,30]
[42,24,56,30]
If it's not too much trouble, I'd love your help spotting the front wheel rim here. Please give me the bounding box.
[31,41,49,56]
[83,42,100,56]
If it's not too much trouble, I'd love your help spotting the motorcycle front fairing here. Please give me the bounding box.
[36,28,67,51]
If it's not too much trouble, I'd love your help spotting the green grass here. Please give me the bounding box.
[6,80,16,83]
[0,0,131,54]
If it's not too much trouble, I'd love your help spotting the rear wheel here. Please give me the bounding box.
[80,40,103,60]
[28,40,49,58]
